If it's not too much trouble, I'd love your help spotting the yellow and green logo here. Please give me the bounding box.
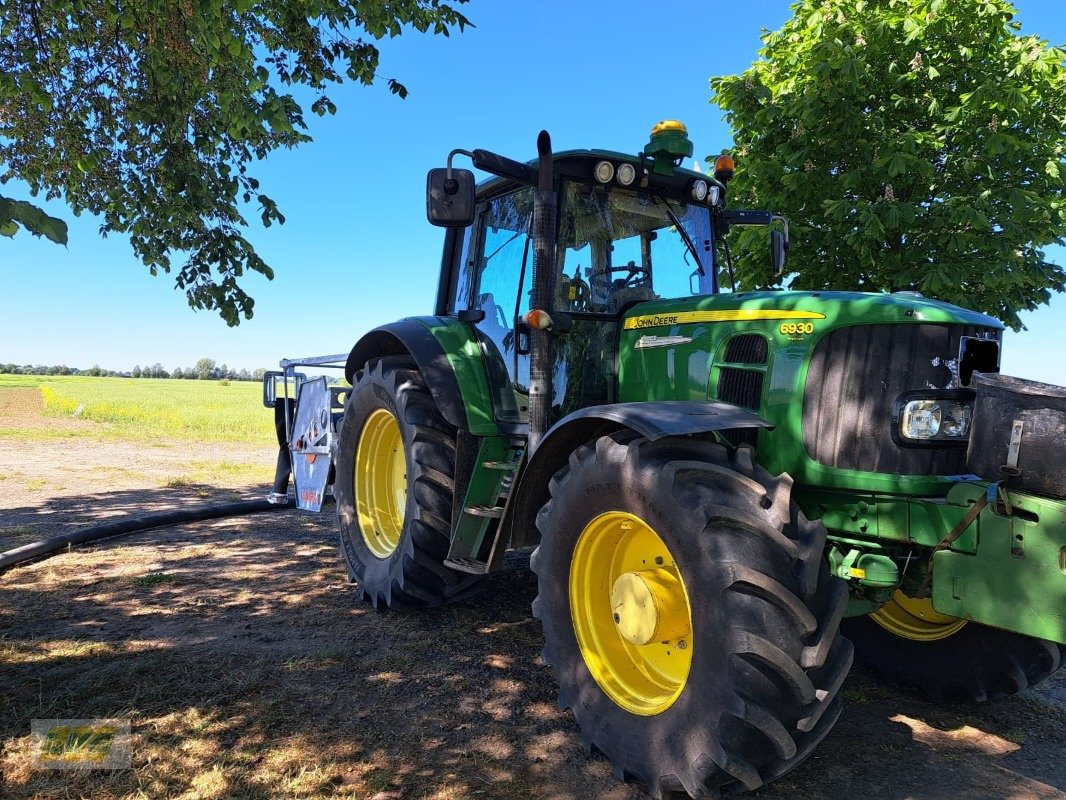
[32,719,131,770]
[40,724,116,763]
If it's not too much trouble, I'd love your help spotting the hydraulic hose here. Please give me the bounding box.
[0,497,294,572]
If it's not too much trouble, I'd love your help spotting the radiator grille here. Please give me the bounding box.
[723,334,769,365]
[718,367,764,447]
[802,323,999,474]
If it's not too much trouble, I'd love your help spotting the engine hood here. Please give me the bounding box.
[620,290,1004,333]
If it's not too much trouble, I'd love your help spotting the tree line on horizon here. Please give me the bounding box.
[0,358,268,382]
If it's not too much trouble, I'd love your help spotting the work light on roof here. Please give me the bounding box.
[594,160,615,184]
[616,163,637,186]
[691,179,709,202]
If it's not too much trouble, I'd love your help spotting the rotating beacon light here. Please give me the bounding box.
[645,120,694,174]
[713,153,735,185]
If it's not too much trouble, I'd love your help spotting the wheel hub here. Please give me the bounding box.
[870,589,967,641]
[354,408,407,559]
[611,568,691,646]
[569,511,693,716]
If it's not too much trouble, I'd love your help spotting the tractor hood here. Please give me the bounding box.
[619,290,1005,333]
[616,289,1005,496]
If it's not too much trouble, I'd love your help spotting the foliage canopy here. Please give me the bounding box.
[0,0,469,325]
[711,0,1066,329]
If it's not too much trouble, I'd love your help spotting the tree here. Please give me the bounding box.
[711,0,1066,329]
[0,1,470,326]
[132,365,142,378]
[194,357,216,381]
[172,367,184,379]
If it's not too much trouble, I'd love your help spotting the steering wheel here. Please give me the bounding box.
[608,261,650,288]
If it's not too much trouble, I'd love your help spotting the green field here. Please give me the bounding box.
[0,374,276,445]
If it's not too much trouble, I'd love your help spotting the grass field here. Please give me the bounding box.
[0,374,276,445]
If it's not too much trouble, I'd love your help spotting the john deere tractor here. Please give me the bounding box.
[266,122,1066,798]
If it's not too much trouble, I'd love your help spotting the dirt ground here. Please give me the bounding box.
[1,389,1064,800]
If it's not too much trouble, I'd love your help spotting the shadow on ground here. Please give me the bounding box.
[1,503,1063,799]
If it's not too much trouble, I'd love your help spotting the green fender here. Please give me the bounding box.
[344,317,499,436]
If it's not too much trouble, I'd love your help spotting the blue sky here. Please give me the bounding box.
[1,0,1064,382]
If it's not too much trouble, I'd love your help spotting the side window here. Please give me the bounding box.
[473,189,533,324]
[468,189,534,419]
[448,225,475,313]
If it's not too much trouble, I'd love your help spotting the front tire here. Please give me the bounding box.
[531,434,852,798]
[844,594,1064,701]
[335,356,480,609]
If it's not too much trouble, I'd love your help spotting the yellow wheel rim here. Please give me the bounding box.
[569,511,693,716]
[354,408,407,559]
[870,590,967,641]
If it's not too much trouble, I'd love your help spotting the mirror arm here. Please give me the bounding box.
[446,148,475,180]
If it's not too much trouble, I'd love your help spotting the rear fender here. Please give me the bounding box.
[344,317,498,436]
[507,401,774,548]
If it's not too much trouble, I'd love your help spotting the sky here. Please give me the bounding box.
[1,0,1064,383]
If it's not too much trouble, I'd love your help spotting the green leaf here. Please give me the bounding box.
[0,195,68,244]
[709,0,1066,329]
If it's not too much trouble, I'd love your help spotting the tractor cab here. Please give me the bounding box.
[429,122,783,426]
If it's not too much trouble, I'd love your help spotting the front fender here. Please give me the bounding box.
[507,401,773,548]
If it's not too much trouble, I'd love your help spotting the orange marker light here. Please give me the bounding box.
[524,309,553,330]
[714,153,736,184]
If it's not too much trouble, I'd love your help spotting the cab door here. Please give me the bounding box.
[450,187,534,424]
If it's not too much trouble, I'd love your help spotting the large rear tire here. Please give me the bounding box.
[531,434,852,798]
[335,356,481,609]
[843,594,1064,701]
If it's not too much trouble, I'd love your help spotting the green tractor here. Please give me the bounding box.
[266,122,1066,798]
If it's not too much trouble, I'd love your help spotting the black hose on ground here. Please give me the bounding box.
[0,497,294,572]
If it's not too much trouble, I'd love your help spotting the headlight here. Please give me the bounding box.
[894,391,975,446]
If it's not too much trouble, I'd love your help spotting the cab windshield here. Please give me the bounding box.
[556,181,716,314]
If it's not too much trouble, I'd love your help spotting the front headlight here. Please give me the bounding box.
[894,391,975,446]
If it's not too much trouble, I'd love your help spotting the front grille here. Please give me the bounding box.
[802,323,999,475]
[719,367,764,410]
[723,334,769,365]
[718,367,764,447]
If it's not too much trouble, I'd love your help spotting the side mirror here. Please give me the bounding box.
[426,168,475,227]
[770,229,788,276]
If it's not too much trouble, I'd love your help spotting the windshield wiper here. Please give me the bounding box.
[658,197,704,275]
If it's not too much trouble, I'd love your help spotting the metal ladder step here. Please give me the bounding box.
[463,505,505,519]
[482,460,520,471]
[444,556,491,575]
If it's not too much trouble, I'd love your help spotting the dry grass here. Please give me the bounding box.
[2,383,1065,800]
